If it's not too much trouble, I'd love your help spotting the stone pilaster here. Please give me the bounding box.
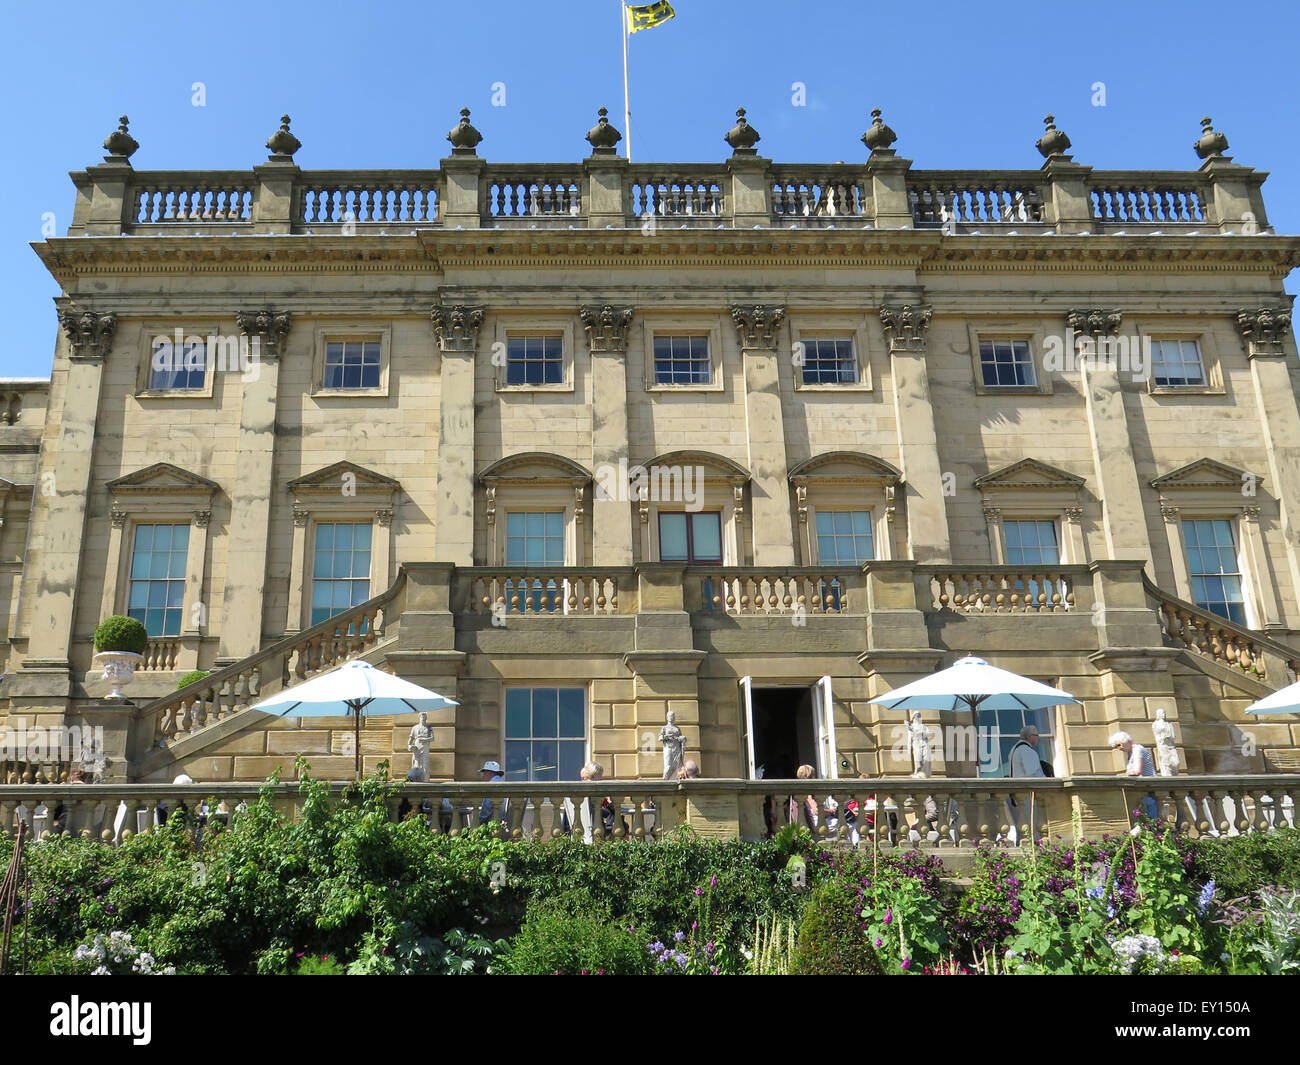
[879,304,950,561]
[1071,308,1149,562]
[216,310,290,661]
[431,303,485,565]
[731,305,794,565]
[583,305,635,565]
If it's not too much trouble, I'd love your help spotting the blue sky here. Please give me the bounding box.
[2,0,1297,379]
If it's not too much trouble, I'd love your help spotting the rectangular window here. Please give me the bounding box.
[1183,518,1246,624]
[800,338,857,384]
[128,524,190,637]
[815,510,875,564]
[504,511,565,612]
[149,337,207,391]
[659,511,722,563]
[323,339,381,390]
[504,687,586,781]
[1003,520,1060,566]
[653,335,711,385]
[978,706,1056,779]
[311,523,372,626]
[978,339,1035,387]
[1150,339,1206,387]
[506,335,564,386]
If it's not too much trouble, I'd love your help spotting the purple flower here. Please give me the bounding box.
[691,921,698,931]
[883,908,892,925]
[710,875,717,886]
[901,957,911,970]
[674,953,688,968]
[874,937,883,947]
[674,931,686,943]
[695,887,703,897]
[706,942,715,957]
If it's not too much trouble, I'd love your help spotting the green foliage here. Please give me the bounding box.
[176,670,211,690]
[1005,842,1116,975]
[790,881,884,975]
[1129,828,1205,954]
[93,615,148,654]
[501,902,652,975]
[294,953,346,975]
[1248,888,1300,975]
[1191,829,1300,898]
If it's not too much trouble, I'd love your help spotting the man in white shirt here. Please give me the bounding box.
[1110,731,1159,819]
[1007,725,1046,844]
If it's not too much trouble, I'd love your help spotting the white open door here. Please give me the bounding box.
[812,675,839,779]
[739,676,757,779]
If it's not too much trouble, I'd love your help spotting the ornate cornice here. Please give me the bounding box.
[879,304,932,353]
[1236,307,1292,357]
[59,309,117,361]
[235,308,292,360]
[730,304,786,349]
[429,303,485,354]
[580,304,634,354]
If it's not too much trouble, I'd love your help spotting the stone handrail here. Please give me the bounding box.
[123,170,257,229]
[687,568,856,615]
[295,169,442,229]
[1086,171,1212,226]
[627,164,727,223]
[3,776,1293,846]
[482,164,584,223]
[139,638,180,672]
[906,170,1049,228]
[927,565,1084,613]
[1143,574,1300,680]
[768,164,868,221]
[136,570,408,747]
[458,567,630,616]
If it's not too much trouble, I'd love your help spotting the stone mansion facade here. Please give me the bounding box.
[2,108,1300,789]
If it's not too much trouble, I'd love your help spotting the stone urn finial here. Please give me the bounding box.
[1194,115,1230,160]
[102,115,139,161]
[447,107,483,154]
[1035,114,1072,159]
[585,106,623,155]
[725,107,761,155]
[265,114,301,160]
[861,107,897,153]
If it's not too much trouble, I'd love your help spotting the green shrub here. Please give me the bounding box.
[501,903,652,975]
[294,953,346,975]
[176,669,211,690]
[790,881,884,975]
[93,615,148,655]
[1192,829,1300,898]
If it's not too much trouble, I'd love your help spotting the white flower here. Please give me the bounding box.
[91,965,111,976]
[1129,826,1142,837]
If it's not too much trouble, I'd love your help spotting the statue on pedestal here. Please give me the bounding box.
[407,711,434,782]
[659,711,685,781]
[1152,707,1180,777]
[909,710,932,779]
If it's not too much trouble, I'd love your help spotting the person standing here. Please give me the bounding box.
[1007,725,1046,843]
[1110,731,1158,819]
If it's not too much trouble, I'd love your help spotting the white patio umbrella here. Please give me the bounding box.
[250,660,457,778]
[868,654,1080,714]
[1244,678,1300,715]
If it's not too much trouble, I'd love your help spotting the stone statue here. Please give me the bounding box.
[909,711,932,779]
[659,711,685,780]
[406,711,434,782]
[1152,707,1180,777]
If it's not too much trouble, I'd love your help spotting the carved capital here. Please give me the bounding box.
[732,484,746,525]
[60,309,117,361]
[730,304,786,350]
[1241,504,1262,522]
[885,483,897,525]
[1065,308,1123,337]
[982,505,1002,523]
[110,510,128,529]
[192,509,211,529]
[574,485,586,524]
[1236,307,1292,357]
[794,480,808,524]
[375,507,394,528]
[292,506,310,528]
[1063,505,1084,523]
[430,303,485,354]
[485,485,496,527]
[879,304,932,353]
[1160,503,1180,521]
[580,304,634,354]
[236,308,292,360]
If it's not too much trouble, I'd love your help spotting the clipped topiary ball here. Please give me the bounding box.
[93,615,148,655]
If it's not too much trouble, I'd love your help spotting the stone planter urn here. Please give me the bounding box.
[94,650,143,700]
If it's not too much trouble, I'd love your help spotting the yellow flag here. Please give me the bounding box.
[627,1,675,32]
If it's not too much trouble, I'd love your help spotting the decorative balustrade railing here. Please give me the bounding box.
[929,568,1080,613]
[137,571,406,747]
[296,171,441,228]
[907,171,1047,227]
[463,569,626,616]
[1087,173,1211,226]
[127,172,255,227]
[4,778,1293,846]
[139,639,180,672]
[1143,575,1299,680]
[769,167,867,221]
[690,569,853,615]
[483,167,583,222]
[629,169,726,221]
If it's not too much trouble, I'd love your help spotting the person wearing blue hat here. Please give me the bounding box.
[479,760,509,825]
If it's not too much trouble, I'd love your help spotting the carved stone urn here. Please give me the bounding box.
[94,651,143,700]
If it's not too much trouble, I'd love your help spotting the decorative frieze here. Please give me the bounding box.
[1066,308,1123,337]
[879,304,932,353]
[60,309,117,361]
[235,308,293,360]
[430,303,485,354]
[730,304,786,349]
[580,304,634,354]
[1236,307,1292,357]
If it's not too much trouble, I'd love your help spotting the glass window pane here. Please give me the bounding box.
[558,689,584,737]
[659,513,688,560]
[504,741,531,781]
[691,513,722,560]
[558,742,585,782]
[505,697,531,739]
[531,741,558,781]
[532,689,558,737]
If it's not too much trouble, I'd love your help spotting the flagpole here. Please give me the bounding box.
[621,1,632,161]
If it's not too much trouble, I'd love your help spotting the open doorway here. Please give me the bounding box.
[740,676,839,780]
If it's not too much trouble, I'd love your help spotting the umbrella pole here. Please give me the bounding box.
[354,703,362,781]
